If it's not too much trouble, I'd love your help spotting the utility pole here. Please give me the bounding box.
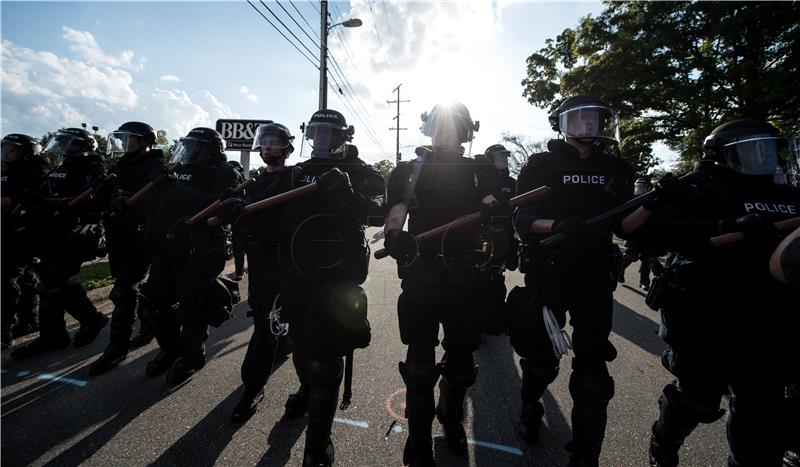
[387,84,409,165]
[318,1,329,110]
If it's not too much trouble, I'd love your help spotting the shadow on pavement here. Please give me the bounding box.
[611,299,664,358]
[256,414,308,466]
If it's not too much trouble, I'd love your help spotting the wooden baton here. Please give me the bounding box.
[186,177,256,225]
[206,182,318,226]
[709,216,800,247]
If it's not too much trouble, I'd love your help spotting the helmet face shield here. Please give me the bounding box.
[634,181,652,196]
[305,122,346,159]
[43,132,91,161]
[170,137,209,165]
[107,131,144,154]
[490,150,510,171]
[558,105,620,142]
[722,136,799,176]
[420,105,475,146]
[1,142,22,162]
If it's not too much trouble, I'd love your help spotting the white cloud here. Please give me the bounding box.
[160,74,181,82]
[239,85,260,104]
[62,26,145,71]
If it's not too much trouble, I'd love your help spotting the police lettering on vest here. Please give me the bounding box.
[176,174,192,181]
[300,174,316,184]
[49,172,68,179]
[744,202,797,215]
[562,174,606,185]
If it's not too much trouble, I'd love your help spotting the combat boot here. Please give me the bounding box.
[302,439,334,467]
[435,378,468,453]
[165,356,206,384]
[284,385,310,418]
[517,400,544,444]
[88,341,129,376]
[231,386,265,423]
[11,332,71,360]
[73,313,109,347]
[145,350,179,377]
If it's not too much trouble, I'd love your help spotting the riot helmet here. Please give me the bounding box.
[43,128,97,161]
[420,102,479,150]
[107,121,157,155]
[304,109,353,159]
[171,127,226,165]
[702,119,799,177]
[227,160,245,176]
[252,122,294,165]
[1,133,42,162]
[549,95,620,143]
[485,144,511,172]
[634,177,653,196]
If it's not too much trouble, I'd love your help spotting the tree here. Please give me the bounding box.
[373,159,396,179]
[521,2,800,172]
[500,133,548,177]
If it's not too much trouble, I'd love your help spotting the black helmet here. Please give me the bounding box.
[43,128,97,159]
[484,143,511,172]
[305,109,354,159]
[171,127,226,165]
[420,102,479,148]
[634,177,653,195]
[548,94,619,142]
[703,119,799,177]
[107,121,157,155]
[1,133,42,161]
[226,160,245,175]
[252,122,295,157]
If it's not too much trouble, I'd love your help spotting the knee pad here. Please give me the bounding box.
[109,285,137,307]
[663,382,724,424]
[520,358,559,385]
[439,353,478,389]
[570,367,615,406]
[399,361,440,390]
[309,358,344,387]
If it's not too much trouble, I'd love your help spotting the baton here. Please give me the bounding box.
[53,174,116,217]
[186,177,256,225]
[709,216,800,247]
[374,186,551,260]
[126,162,181,207]
[206,182,318,226]
[540,170,706,248]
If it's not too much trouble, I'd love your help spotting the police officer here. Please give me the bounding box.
[619,177,655,290]
[511,95,633,466]
[277,109,384,466]
[88,122,168,375]
[384,102,500,466]
[226,160,248,280]
[474,143,518,336]
[620,120,800,467]
[1,134,49,347]
[12,128,110,359]
[141,127,242,384]
[214,123,297,422]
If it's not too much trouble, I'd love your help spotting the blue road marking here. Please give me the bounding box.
[334,417,369,429]
[434,435,523,456]
[37,373,88,388]
[16,371,30,377]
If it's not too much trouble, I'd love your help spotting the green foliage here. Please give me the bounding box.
[373,159,396,179]
[70,261,114,291]
[521,1,800,172]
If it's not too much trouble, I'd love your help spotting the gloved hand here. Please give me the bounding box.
[384,228,418,264]
[316,168,353,204]
[151,173,177,191]
[551,216,589,238]
[168,216,196,240]
[218,187,240,201]
[479,195,510,225]
[719,213,777,242]
[643,173,685,211]
[109,195,129,215]
[214,198,246,225]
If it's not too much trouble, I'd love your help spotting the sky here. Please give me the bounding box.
[2,1,674,170]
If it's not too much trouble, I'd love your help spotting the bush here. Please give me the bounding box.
[70,261,115,290]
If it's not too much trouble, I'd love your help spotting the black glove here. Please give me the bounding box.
[479,197,510,225]
[218,187,240,201]
[643,173,685,211]
[151,173,176,191]
[168,216,196,240]
[719,213,777,242]
[214,198,246,225]
[551,216,589,238]
[109,195,129,215]
[316,168,354,204]
[384,228,418,264]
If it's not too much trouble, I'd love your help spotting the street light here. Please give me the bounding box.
[319,1,361,110]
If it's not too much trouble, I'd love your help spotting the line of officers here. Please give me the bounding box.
[1,96,799,467]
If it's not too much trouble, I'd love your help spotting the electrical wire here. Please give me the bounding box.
[246,0,319,69]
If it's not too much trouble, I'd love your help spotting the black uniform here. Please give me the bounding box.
[278,147,385,464]
[511,139,633,461]
[142,160,241,379]
[24,154,109,352]
[638,163,800,466]
[387,148,497,463]
[1,155,50,344]
[99,150,168,362]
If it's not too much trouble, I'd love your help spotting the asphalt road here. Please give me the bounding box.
[1,228,729,466]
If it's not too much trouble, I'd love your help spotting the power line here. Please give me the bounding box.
[328,77,388,155]
[277,0,320,49]
[366,0,384,49]
[289,0,319,36]
[307,0,320,15]
[246,0,319,69]
[259,0,318,60]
